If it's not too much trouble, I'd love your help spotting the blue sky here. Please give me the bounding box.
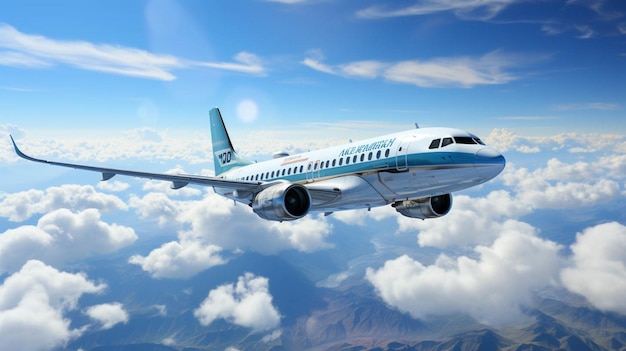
[1,1,626,350]
[1,0,624,135]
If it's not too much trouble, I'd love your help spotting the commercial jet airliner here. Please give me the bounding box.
[11,108,505,222]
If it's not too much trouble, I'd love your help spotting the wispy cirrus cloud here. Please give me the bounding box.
[0,23,265,80]
[356,0,519,21]
[551,102,620,111]
[303,49,546,88]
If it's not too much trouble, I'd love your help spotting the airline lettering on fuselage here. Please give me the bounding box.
[338,138,396,157]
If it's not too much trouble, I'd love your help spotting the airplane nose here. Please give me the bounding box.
[474,147,506,181]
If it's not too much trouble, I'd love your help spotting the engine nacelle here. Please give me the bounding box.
[392,194,452,219]
[252,183,311,221]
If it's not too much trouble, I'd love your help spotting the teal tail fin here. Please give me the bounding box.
[209,107,253,176]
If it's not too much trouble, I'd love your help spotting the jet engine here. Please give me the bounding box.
[252,183,311,221]
[392,194,452,219]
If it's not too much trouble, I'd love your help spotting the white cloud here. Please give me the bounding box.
[178,192,333,254]
[303,50,543,88]
[84,302,129,330]
[128,237,226,279]
[398,190,532,248]
[128,192,182,227]
[0,184,127,222]
[503,165,621,209]
[0,23,264,80]
[130,192,332,278]
[194,273,281,331]
[366,228,563,325]
[356,0,518,21]
[561,222,626,314]
[486,128,626,154]
[96,180,130,192]
[0,260,105,351]
[0,208,137,274]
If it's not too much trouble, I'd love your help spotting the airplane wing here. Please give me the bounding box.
[10,135,261,192]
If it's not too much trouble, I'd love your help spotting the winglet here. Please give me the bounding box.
[10,134,35,162]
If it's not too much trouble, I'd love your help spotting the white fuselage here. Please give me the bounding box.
[216,127,505,212]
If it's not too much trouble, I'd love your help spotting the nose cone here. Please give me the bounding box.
[474,147,506,181]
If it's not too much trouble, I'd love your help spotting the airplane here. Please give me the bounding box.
[10,107,505,222]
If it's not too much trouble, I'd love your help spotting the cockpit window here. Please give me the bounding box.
[473,138,485,145]
[441,137,454,147]
[429,139,441,149]
[454,136,477,144]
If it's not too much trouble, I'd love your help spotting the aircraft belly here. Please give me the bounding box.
[307,175,386,211]
[378,166,482,198]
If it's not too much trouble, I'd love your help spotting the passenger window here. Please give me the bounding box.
[299,165,304,173]
[339,158,343,166]
[326,160,330,168]
[385,149,390,157]
[368,152,373,160]
[360,154,365,162]
[332,159,336,167]
[314,163,318,170]
[442,137,454,147]
[308,164,312,171]
[353,155,358,163]
[255,174,259,181]
[346,157,350,165]
[282,169,286,176]
[376,150,381,159]
[271,171,275,178]
[429,139,441,149]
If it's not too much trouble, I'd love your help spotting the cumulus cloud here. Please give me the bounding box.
[366,229,563,325]
[0,23,264,80]
[129,192,182,226]
[303,50,543,88]
[0,260,105,351]
[0,208,137,274]
[194,273,281,331]
[84,302,129,330]
[178,192,333,254]
[503,164,621,209]
[0,184,127,222]
[397,190,532,248]
[128,237,226,279]
[561,222,626,314]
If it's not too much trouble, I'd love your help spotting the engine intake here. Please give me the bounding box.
[252,183,311,221]
[393,194,452,219]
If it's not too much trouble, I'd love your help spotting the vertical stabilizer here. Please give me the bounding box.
[209,107,253,176]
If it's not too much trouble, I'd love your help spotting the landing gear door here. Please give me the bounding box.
[395,137,412,171]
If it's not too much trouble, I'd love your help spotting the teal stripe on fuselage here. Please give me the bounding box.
[228,150,476,184]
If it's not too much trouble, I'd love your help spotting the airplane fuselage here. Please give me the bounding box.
[216,127,505,214]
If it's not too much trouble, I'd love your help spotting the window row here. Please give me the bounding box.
[239,148,392,182]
